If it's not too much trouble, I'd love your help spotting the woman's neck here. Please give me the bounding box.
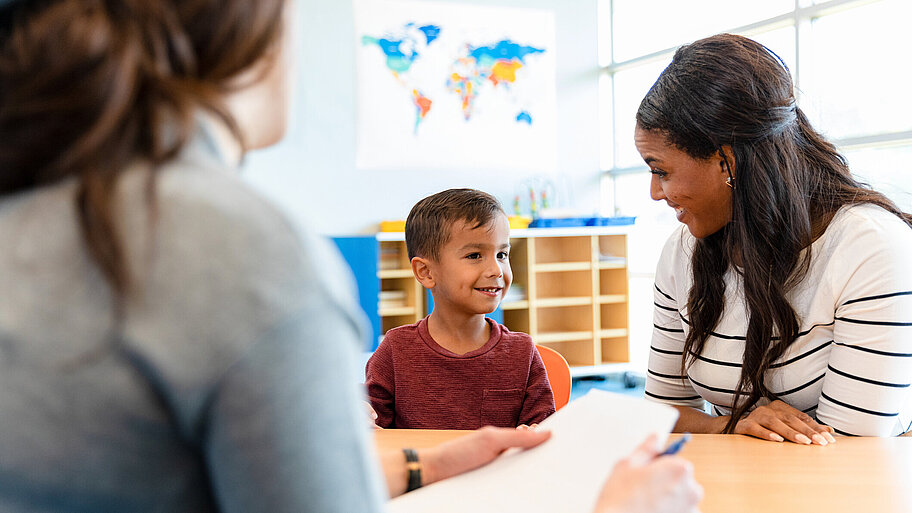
[197,112,244,166]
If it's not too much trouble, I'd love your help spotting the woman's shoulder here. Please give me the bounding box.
[117,153,367,405]
[823,203,912,249]
[656,224,694,271]
[119,151,362,343]
[139,152,338,281]
[155,155,299,243]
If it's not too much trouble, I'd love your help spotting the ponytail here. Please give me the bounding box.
[0,0,284,296]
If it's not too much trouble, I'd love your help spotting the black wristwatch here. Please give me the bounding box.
[403,448,423,492]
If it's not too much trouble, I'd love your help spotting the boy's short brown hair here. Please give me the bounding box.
[405,188,505,261]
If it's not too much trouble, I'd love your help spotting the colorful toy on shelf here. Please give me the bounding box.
[508,215,532,229]
[528,186,538,219]
[379,220,406,232]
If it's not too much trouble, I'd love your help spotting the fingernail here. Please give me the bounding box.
[796,434,812,445]
[825,432,837,444]
[770,433,785,442]
[812,434,827,446]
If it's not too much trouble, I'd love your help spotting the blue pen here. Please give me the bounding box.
[658,433,691,457]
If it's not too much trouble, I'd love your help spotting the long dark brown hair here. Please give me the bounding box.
[0,0,285,296]
[636,33,912,432]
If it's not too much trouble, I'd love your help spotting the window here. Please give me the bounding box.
[599,0,912,217]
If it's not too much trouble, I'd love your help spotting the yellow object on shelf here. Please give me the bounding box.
[508,216,532,229]
[380,220,406,232]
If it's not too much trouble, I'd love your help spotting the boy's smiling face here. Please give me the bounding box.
[423,213,512,316]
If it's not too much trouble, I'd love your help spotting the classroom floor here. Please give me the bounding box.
[569,372,645,402]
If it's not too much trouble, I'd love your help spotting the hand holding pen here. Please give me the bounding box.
[594,433,702,513]
[657,433,691,458]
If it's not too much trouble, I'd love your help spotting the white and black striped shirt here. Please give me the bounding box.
[646,204,912,436]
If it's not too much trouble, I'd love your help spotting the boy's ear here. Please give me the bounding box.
[411,256,435,288]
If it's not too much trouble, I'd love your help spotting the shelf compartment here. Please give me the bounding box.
[379,240,411,271]
[537,304,593,335]
[535,269,594,299]
[600,302,628,332]
[503,308,530,334]
[599,267,629,296]
[538,340,597,367]
[381,313,421,334]
[379,272,423,328]
[600,335,630,363]
[598,235,627,262]
[508,237,529,285]
[533,236,592,264]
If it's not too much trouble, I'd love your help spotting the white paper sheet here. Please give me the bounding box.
[388,390,679,513]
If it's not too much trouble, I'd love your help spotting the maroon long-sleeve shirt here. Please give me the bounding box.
[365,317,556,429]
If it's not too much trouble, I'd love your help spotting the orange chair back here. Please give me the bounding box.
[536,345,572,410]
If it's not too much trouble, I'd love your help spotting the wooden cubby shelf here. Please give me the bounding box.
[373,226,631,368]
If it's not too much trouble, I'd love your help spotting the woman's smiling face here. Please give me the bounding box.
[634,125,734,239]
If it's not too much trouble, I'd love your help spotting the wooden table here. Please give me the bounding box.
[376,430,912,513]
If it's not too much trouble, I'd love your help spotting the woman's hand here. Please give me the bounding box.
[734,400,836,445]
[363,400,381,430]
[594,434,702,513]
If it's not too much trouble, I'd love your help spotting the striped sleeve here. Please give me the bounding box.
[816,212,912,436]
[645,230,704,409]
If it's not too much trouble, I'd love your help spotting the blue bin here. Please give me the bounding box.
[586,216,636,226]
[527,217,589,228]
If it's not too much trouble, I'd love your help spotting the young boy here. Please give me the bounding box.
[365,188,555,429]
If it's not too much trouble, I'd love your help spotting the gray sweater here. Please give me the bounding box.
[0,132,387,512]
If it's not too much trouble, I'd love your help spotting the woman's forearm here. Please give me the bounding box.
[378,445,460,498]
[379,427,551,498]
[672,405,729,433]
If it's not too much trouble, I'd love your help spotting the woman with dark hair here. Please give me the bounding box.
[639,33,912,441]
[0,0,701,512]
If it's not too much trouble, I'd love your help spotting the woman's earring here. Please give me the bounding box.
[721,155,735,190]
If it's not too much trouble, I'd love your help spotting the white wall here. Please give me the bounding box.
[242,0,601,235]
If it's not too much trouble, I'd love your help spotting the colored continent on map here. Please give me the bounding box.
[447,39,544,122]
[411,89,432,132]
[361,23,441,75]
[362,23,442,132]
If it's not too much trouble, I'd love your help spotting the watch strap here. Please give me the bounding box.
[403,448,422,492]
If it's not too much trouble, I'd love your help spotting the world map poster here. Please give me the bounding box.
[354,0,557,173]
